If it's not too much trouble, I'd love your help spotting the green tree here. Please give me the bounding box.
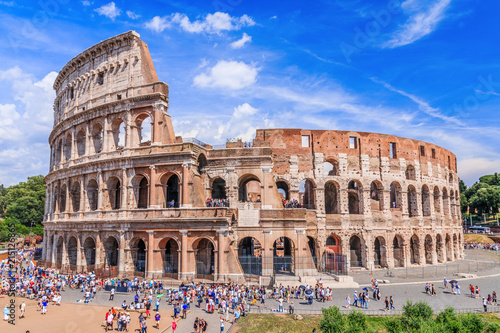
[320,306,348,333]
[469,186,500,215]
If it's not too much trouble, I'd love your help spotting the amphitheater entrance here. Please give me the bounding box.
[55,236,63,266]
[324,235,345,274]
[239,175,261,202]
[83,237,96,268]
[160,238,179,275]
[436,234,445,263]
[273,237,294,275]
[211,178,226,199]
[131,238,146,273]
[410,234,420,264]
[195,238,215,278]
[307,236,318,268]
[393,235,405,267]
[67,236,78,267]
[424,235,433,264]
[349,235,363,268]
[238,237,262,276]
[103,237,119,268]
[374,236,387,268]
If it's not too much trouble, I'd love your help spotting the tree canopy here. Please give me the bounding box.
[461,173,500,215]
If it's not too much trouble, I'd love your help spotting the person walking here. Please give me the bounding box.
[194,317,199,333]
[390,296,395,310]
[3,305,9,321]
[171,318,177,333]
[19,301,26,319]
[220,316,225,332]
[154,312,160,329]
[483,297,488,312]
[109,287,115,301]
[346,294,351,308]
[384,297,389,311]
[444,277,448,289]
[353,291,358,307]
[289,301,294,314]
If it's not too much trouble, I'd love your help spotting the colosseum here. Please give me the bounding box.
[41,31,464,282]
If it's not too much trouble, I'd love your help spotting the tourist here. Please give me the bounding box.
[194,317,199,333]
[492,291,497,305]
[483,297,488,312]
[41,298,48,315]
[289,301,294,314]
[19,300,26,319]
[444,277,447,289]
[155,312,160,329]
[390,296,395,310]
[385,296,389,311]
[3,304,9,321]
[141,318,148,333]
[353,291,358,307]
[220,316,225,332]
[109,287,115,301]
[278,296,284,312]
[346,294,351,308]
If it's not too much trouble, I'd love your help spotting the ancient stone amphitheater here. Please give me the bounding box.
[42,31,463,282]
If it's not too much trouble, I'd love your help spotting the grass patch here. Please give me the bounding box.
[464,233,500,244]
[235,313,320,333]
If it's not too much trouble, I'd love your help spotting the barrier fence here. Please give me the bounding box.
[381,260,500,279]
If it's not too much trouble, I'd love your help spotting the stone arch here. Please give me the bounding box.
[107,176,121,210]
[211,177,227,199]
[433,186,441,213]
[238,174,261,202]
[276,180,290,201]
[324,180,340,214]
[158,237,179,274]
[70,181,81,212]
[348,180,363,214]
[349,234,364,268]
[299,179,315,209]
[92,122,103,154]
[422,185,431,216]
[111,118,126,150]
[103,236,119,267]
[405,165,416,180]
[410,234,420,264]
[197,153,207,174]
[194,238,215,276]
[59,184,67,212]
[393,235,405,267]
[87,179,98,211]
[307,236,317,263]
[273,236,295,275]
[55,235,64,265]
[130,237,147,272]
[159,173,180,208]
[436,234,444,263]
[135,113,152,146]
[132,174,149,209]
[83,236,96,267]
[407,185,418,217]
[374,236,387,267]
[324,159,339,176]
[370,181,384,211]
[424,234,433,264]
[76,129,86,156]
[63,133,72,161]
[67,236,78,266]
[324,234,344,273]
[390,181,402,209]
[238,237,262,276]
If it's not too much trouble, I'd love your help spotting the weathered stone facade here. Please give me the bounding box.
[42,31,463,281]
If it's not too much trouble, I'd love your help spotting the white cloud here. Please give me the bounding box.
[193,60,260,90]
[270,15,277,20]
[230,33,252,49]
[81,0,91,6]
[0,1,15,6]
[145,12,255,34]
[126,10,141,20]
[95,2,121,21]
[145,16,171,33]
[383,0,451,48]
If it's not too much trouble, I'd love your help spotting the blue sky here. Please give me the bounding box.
[0,0,499,186]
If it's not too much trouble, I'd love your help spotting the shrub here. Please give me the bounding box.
[320,306,347,333]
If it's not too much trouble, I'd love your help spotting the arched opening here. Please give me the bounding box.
[59,184,67,212]
[76,129,86,156]
[136,115,151,146]
[407,185,418,217]
[445,234,452,261]
[448,172,453,185]
[92,123,103,154]
[55,236,63,266]
[348,180,362,214]
[135,176,149,209]
[390,182,402,209]
[166,174,179,207]
[325,235,344,274]
[107,177,121,210]
[238,175,261,202]
[195,238,215,277]
[103,237,119,268]
[424,235,433,264]
[161,239,179,275]
[410,234,420,264]
[87,179,98,211]
[55,139,62,164]
[299,179,315,209]
[71,182,81,212]
[422,185,431,216]
[63,133,72,161]
[211,178,226,199]
[276,181,289,201]
[374,236,387,267]
[197,154,207,174]
[83,237,96,267]
[273,237,294,275]
[324,181,339,214]
[393,235,404,267]
[324,160,339,176]
[307,236,318,268]
[405,165,416,180]
[442,188,450,216]
[238,237,262,276]
[436,234,444,263]
[433,187,441,213]
[67,237,77,266]
[349,235,363,267]
[131,238,146,273]
[370,181,384,211]
[112,119,126,150]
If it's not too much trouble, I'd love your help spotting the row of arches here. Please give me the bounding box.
[51,114,152,166]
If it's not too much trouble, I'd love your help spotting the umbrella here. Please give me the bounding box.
[299,285,306,289]
[450,280,458,284]
[305,289,313,295]
[363,287,368,291]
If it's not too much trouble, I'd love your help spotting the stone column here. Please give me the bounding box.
[71,127,76,161]
[147,231,155,278]
[181,164,191,207]
[42,229,49,262]
[51,233,57,265]
[122,168,128,210]
[149,165,159,208]
[179,230,187,279]
[65,179,70,213]
[97,171,104,210]
[95,233,101,268]
[79,175,85,214]
[418,235,425,265]
[76,236,82,271]
[85,121,91,156]
[103,116,110,152]
[61,236,67,268]
[217,230,227,281]
[365,232,374,270]
[119,231,126,276]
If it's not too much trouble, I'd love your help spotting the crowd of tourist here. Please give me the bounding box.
[205,198,230,207]
[282,199,302,208]
[464,241,500,251]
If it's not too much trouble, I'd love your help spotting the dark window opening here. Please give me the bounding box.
[390,142,397,158]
